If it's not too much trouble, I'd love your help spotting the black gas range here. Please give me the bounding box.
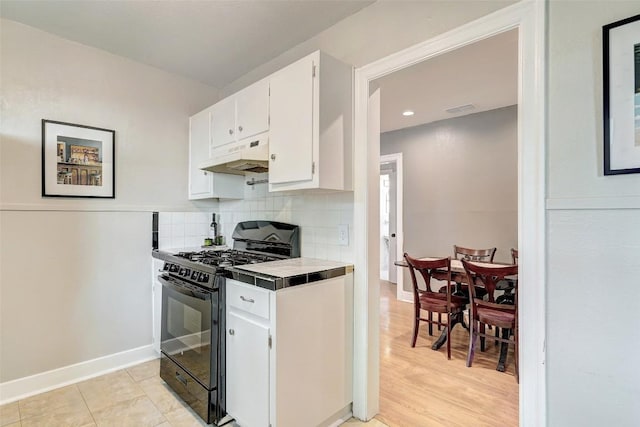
[152,221,299,425]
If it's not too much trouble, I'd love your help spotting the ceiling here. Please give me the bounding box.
[2,2,516,130]
[0,0,372,89]
[375,29,518,133]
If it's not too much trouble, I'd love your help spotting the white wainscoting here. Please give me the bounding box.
[0,345,158,405]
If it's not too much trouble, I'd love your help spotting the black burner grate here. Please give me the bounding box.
[175,249,280,267]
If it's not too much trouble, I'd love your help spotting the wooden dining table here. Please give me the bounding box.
[394,257,516,372]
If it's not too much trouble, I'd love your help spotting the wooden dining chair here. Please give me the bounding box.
[440,244,496,301]
[496,248,518,306]
[453,245,496,263]
[462,259,519,382]
[404,253,468,359]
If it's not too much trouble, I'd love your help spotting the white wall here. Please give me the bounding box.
[0,20,219,386]
[546,2,640,426]
[0,211,152,381]
[381,106,518,289]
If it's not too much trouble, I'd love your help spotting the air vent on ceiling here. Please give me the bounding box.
[445,104,476,114]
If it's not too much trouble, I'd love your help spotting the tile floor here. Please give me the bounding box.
[0,359,387,427]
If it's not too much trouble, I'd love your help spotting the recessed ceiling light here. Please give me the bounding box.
[402,110,414,116]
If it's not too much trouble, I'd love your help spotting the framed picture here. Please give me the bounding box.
[603,14,640,175]
[42,120,115,198]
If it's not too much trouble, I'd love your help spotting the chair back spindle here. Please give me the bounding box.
[453,245,497,263]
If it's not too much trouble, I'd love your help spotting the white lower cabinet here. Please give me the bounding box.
[226,311,270,427]
[225,275,354,427]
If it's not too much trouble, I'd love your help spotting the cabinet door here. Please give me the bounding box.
[189,108,213,199]
[235,79,270,141]
[226,311,270,427]
[269,54,314,184]
[210,96,236,149]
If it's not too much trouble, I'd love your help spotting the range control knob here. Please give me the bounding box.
[198,273,210,283]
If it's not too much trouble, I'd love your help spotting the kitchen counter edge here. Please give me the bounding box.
[227,260,354,291]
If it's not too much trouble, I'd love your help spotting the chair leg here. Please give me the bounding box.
[411,314,419,347]
[467,319,477,367]
[497,328,510,372]
[446,312,452,360]
[438,313,442,331]
[428,311,433,336]
[495,326,500,346]
[480,323,486,352]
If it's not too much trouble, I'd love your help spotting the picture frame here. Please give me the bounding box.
[603,14,640,175]
[42,119,115,198]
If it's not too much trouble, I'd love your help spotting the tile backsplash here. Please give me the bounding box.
[217,173,354,263]
[157,174,355,263]
[158,211,212,250]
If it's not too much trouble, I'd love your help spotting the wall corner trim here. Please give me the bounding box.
[0,345,158,405]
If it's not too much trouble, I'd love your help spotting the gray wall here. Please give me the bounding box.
[381,106,518,290]
[0,19,219,383]
[546,1,640,425]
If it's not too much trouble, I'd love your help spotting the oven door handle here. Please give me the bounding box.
[158,275,211,301]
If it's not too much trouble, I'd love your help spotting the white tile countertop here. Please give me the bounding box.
[228,257,354,290]
[232,257,354,278]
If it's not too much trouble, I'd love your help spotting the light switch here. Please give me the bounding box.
[338,224,349,246]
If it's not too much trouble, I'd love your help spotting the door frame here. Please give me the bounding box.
[351,1,547,426]
[379,153,409,302]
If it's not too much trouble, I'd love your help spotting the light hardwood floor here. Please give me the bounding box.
[375,280,518,427]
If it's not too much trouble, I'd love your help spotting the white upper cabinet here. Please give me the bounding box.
[268,51,353,192]
[210,96,236,149]
[235,79,270,141]
[189,107,244,200]
[189,107,214,198]
[211,78,270,151]
[269,54,314,185]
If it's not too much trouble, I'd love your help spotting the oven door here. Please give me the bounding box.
[159,274,217,389]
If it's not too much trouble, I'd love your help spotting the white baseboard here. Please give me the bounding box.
[323,404,353,427]
[398,289,413,303]
[0,344,159,405]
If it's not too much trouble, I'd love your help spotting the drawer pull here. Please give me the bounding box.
[175,371,187,386]
[240,296,255,303]
[229,329,235,335]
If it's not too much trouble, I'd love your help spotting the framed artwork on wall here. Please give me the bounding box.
[42,119,115,198]
[603,14,640,175]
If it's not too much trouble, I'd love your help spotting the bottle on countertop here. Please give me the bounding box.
[210,213,218,239]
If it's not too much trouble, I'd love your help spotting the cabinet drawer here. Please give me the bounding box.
[226,279,270,319]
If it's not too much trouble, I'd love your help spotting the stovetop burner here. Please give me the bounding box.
[175,249,281,267]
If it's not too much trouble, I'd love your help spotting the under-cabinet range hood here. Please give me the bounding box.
[199,133,269,175]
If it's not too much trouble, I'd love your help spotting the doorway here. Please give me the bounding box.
[351,2,547,425]
[379,153,407,302]
[373,27,519,425]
